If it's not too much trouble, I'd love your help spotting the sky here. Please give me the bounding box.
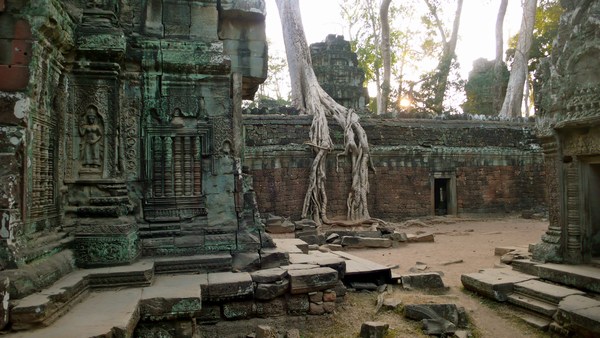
[263,0,524,99]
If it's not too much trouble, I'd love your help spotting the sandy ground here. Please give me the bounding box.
[203,215,550,337]
[320,215,550,337]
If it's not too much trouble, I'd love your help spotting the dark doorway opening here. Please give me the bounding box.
[589,164,600,258]
[434,178,449,216]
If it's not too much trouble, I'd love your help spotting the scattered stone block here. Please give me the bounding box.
[326,233,340,243]
[250,268,288,283]
[359,321,389,338]
[401,272,445,289]
[328,244,343,251]
[391,231,408,242]
[404,303,468,329]
[341,236,392,248]
[308,244,319,251]
[294,219,317,230]
[323,301,336,313]
[309,302,325,315]
[287,267,338,294]
[254,279,289,300]
[206,272,254,301]
[256,325,277,338]
[266,218,295,234]
[334,281,347,298]
[260,248,290,269]
[422,318,456,336]
[309,291,324,303]
[407,233,434,242]
[382,297,402,310]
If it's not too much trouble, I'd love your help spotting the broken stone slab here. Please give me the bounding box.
[461,268,538,301]
[139,275,202,321]
[501,250,531,264]
[254,279,289,300]
[260,248,290,269]
[294,219,317,230]
[513,279,585,304]
[401,272,445,289]
[382,297,402,310]
[422,318,457,336]
[287,267,338,294]
[340,236,392,249]
[556,295,600,336]
[250,267,288,283]
[297,234,321,246]
[407,233,435,242]
[281,263,320,271]
[404,303,468,329]
[326,233,340,243]
[391,231,408,242]
[206,271,253,301]
[359,321,389,338]
[232,252,261,272]
[265,218,295,234]
[495,246,528,256]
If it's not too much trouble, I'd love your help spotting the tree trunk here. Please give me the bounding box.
[379,0,392,115]
[276,0,372,224]
[493,0,508,114]
[425,0,463,113]
[499,0,537,119]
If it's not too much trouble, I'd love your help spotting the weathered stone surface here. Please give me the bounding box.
[556,295,600,335]
[407,233,435,243]
[250,268,288,283]
[206,272,253,301]
[391,231,408,242]
[254,279,289,300]
[382,297,402,310]
[309,302,325,315]
[232,252,261,272]
[287,267,338,294]
[359,321,389,338]
[461,268,537,301]
[404,303,468,329]
[255,297,287,318]
[401,272,445,289]
[265,218,295,234]
[197,303,221,323]
[341,236,392,249]
[323,290,336,302]
[139,275,202,321]
[256,324,277,338]
[286,328,301,338]
[223,300,255,320]
[260,248,290,269]
[422,318,457,336]
[287,294,309,315]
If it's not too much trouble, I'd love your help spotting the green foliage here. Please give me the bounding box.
[462,58,509,116]
[506,0,562,72]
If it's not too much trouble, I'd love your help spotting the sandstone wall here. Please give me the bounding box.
[243,115,546,220]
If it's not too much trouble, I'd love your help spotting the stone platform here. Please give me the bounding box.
[462,260,600,336]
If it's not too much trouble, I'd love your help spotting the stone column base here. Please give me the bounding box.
[73,222,140,267]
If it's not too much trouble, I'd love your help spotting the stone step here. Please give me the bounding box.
[556,295,600,336]
[515,310,552,331]
[461,268,538,301]
[153,253,232,274]
[507,292,558,317]
[8,289,142,338]
[513,279,585,304]
[139,274,203,321]
[10,260,154,331]
[535,263,600,294]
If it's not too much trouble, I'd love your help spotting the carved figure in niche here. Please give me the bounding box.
[79,105,103,168]
[171,107,184,128]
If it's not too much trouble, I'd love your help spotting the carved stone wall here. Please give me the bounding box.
[244,116,546,220]
[0,0,268,270]
[533,0,600,263]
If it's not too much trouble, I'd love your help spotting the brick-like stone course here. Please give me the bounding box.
[244,116,546,219]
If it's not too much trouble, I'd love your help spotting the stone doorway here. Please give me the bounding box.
[584,160,600,261]
[431,173,456,216]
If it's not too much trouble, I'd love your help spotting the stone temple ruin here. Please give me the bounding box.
[0,0,599,337]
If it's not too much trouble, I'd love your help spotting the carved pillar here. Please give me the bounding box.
[532,134,564,263]
[67,3,139,267]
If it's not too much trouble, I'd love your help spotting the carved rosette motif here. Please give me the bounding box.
[122,104,140,179]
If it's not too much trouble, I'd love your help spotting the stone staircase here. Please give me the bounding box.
[3,246,349,338]
[462,259,600,336]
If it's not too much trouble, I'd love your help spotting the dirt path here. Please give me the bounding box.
[342,216,549,337]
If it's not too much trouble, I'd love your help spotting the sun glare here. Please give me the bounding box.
[399,97,412,108]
